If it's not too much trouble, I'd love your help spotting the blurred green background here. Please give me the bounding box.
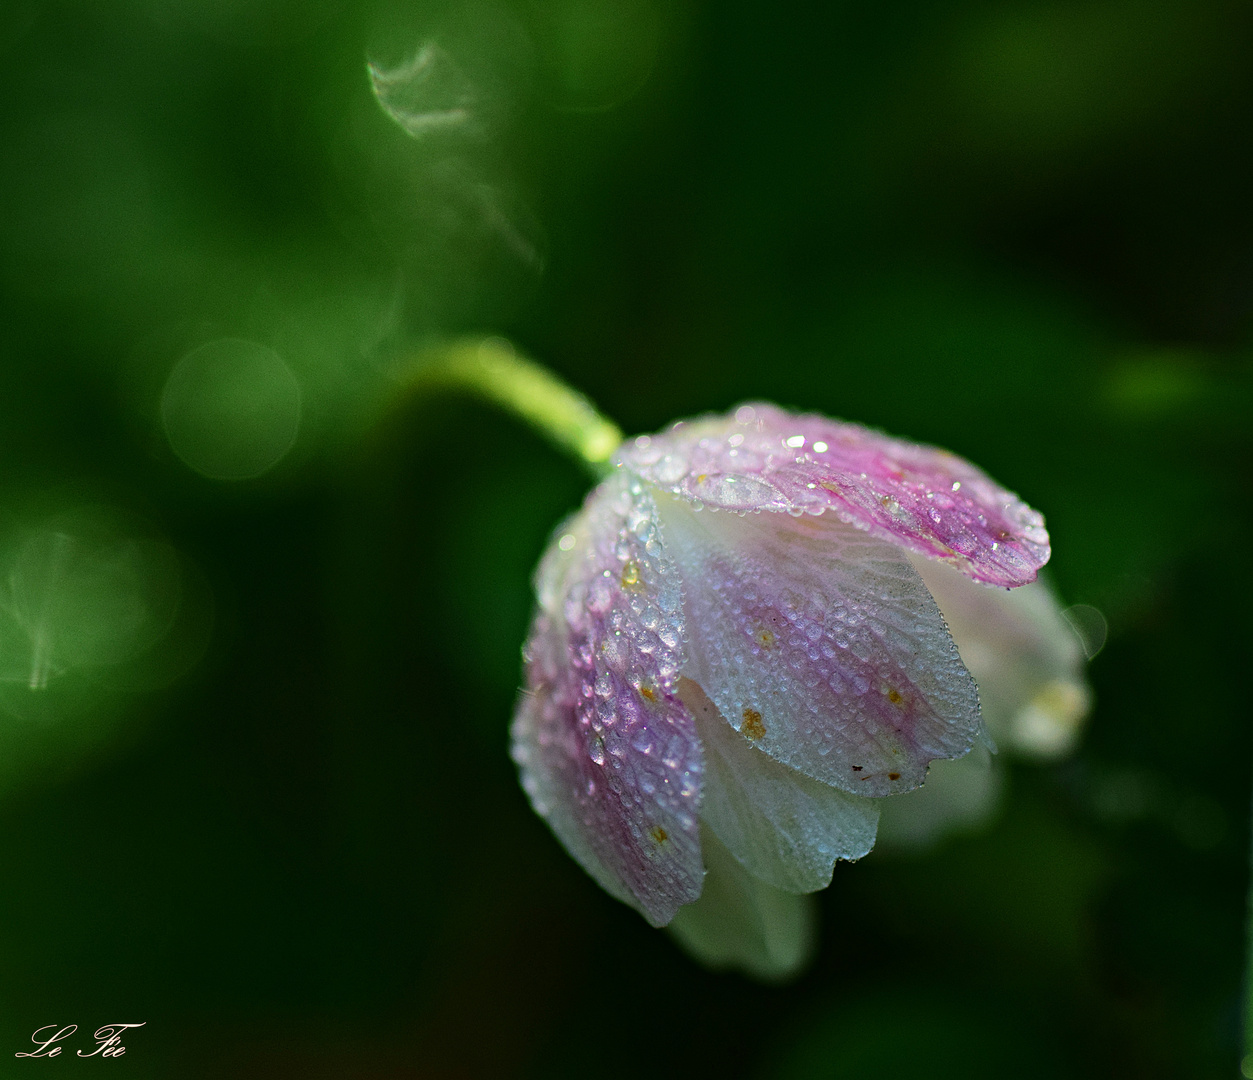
[1,0,1250,1076]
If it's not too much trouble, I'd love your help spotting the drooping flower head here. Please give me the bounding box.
[512,403,1077,972]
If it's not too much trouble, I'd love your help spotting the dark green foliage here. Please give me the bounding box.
[0,0,1250,1076]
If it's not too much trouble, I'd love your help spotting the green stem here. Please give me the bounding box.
[403,337,623,477]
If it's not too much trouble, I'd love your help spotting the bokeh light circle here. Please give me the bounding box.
[161,338,302,480]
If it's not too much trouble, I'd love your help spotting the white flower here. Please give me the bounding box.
[511,403,1087,977]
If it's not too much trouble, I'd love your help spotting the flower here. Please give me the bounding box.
[874,555,1095,848]
[511,403,1081,975]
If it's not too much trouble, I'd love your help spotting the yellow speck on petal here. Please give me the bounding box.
[757,629,776,648]
[887,688,903,705]
[888,772,901,781]
[638,684,657,703]
[740,708,766,740]
[649,826,669,845]
[620,560,640,588]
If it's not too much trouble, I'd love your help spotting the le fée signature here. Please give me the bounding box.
[15,1023,145,1059]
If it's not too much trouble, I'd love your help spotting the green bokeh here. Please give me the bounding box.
[1,0,1250,1076]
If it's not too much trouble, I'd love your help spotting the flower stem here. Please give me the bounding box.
[402,337,623,476]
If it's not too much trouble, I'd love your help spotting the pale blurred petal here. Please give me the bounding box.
[619,403,1048,587]
[907,555,1091,759]
[511,473,704,926]
[874,745,1004,848]
[657,493,982,796]
[667,825,816,981]
[678,677,879,892]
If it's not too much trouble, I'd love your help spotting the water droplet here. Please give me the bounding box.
[691,472,782,509]
[654,454,687,483]
[588,737,606,765]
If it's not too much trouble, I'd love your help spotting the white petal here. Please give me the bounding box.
[678,677,878,892]
[655,492,982,796]
[906,555,1091,759]
[874,744,1003,848]
[667,825,816,981]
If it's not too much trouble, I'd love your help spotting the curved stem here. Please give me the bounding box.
[403,337,623,477]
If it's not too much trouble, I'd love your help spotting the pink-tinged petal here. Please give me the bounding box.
[619,403,1049,587]
[510,472,704,927]
[678,677,878,892]
[906,554,1092,758]
[656,492,982,797]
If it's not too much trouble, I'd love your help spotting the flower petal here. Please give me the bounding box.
[906,554,1092,758]
[678,676,879,892]
[619,403,1049,587]
[511,472,704,926]
[667,825,816,981]
[874,744,1003,848]
[656,492,982,797]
